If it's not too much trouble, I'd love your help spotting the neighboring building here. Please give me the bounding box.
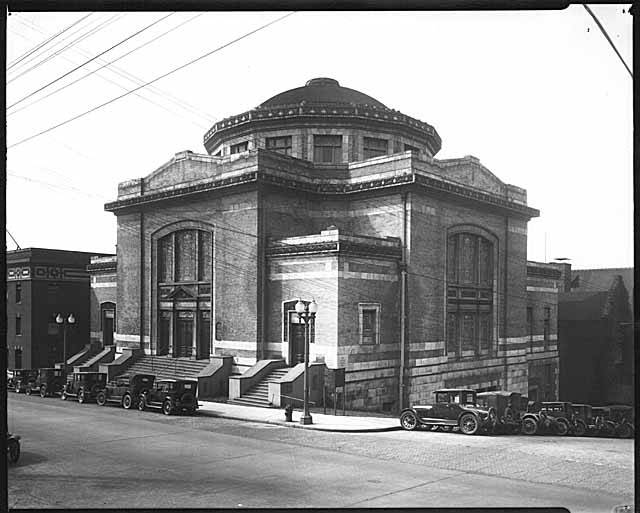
[559,268,634,406]
[102,77,559,411]
[87,255,117,347]
[6,248,108,370]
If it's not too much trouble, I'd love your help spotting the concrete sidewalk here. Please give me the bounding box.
[197,400,401,432]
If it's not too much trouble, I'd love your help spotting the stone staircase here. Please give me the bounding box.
[122,355,210,381]
[229,368,290,408]
[56,344,102,370]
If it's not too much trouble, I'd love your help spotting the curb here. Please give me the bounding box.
[197,409,402,433]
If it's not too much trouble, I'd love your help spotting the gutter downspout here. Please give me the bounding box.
[399,192,408,411]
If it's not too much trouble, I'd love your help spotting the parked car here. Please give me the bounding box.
[7,433,21,464]
[570,404,597,436]
[138,379,198,415]
[96,374,155,409]
[606,405,634,438]
[539,402,575,436]
[476,391,522,434]
[7,369,37,393]
[400,388,496,435]
[25,368,66,398]
[592,406,617,437]
[520,400,563,435]
[62,372,107,403]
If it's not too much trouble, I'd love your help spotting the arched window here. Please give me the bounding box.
[446,232,494,357]
[157,229,212,359]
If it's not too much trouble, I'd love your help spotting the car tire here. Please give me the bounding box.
[122,394,133,409]
[573,420,587,437]
[554,419,569,436]
[40,385,47,398]
[616,423,633,439]
[96,392,107,406]
[162,400,173,416]
[138,396,146,411]
[400,411,418,431]
[8,439,20,464]
[459,413,479,435]
[78,390,85,404]
[61,391,67,401]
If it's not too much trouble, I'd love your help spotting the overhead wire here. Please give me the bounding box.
[7,12,296,150]
[7,13,93,70]
[583,4,632,78]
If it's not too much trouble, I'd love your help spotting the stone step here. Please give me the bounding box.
[229,397,272,408]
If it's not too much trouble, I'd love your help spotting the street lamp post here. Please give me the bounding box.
[295,298,318,425]
[56,313,76,374]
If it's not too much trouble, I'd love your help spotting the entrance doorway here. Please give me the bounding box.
[175,312,193,357]
[158,313,171,355]
[100,302,116,346]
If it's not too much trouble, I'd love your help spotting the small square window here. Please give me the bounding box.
[266,136,292,156]
[15,283,21,303]
[363,137,388,160]
[16,316,22,336]
[313,135,342,163]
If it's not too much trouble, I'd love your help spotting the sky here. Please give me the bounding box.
[5,7,633,270]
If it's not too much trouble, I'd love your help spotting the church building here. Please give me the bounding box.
[100,78,560,411]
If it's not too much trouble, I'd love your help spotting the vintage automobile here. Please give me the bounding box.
[571,404,596,436]
[7,369,37,393]
[138,379,198,415]
[25,368,66,398]
[62,372,107,403]
[606,405,634,438]
[7,433,21,464]
[592,406,617,437]
[96,374,155,409]
[476,391,522,434]
[399,388,496,435]
[520,400,564,435]
[539,401,575,436]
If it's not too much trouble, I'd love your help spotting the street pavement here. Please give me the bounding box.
[7,393,634,511]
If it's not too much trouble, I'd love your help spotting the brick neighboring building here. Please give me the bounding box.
[103,77,560,411]
[559,268,634,406]
[6,248,109,370]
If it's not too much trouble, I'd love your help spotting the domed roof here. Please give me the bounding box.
[258,78,387,109]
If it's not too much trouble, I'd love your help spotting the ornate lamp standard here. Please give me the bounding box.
[55,313,75,374]
[295,298,318,425]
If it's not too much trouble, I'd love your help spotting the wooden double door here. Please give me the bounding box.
[157,310,210,359]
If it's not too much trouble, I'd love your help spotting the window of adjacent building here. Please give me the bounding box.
[313,135,342,163]
[543,307,551,346]
[230,141,248,154]
[14,347,22,369]
[15,316,22,336]
[446,232,494,357]
[359,303,380,345]
[526,307,534,351]
[15,282,21,303]
[404,143,419,154]
[266,135,292,156]
[363,137,388,160]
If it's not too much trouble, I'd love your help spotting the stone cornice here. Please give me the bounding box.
[105,154,538,219]
[203,103,441,155]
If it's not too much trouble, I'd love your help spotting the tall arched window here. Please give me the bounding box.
[157,229,212,358]
[446,232,494,357]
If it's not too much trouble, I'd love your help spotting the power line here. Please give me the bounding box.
[7,13,93,70]
[8,12,296,150]
[8,13,176,110]
[583,4,632,78]
[6,230,22,250]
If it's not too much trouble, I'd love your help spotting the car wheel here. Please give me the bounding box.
[8,439,20,464]
[162,400,173,416]
[400,411,418,431]
[616,423,633,439]
[78,390,85,404]
[573,420,587,437]
[61,391,67,401]
[138,396,146,411]
[459,413,479,435]
[554,419,569,436]
[96,392,107,406]
[122,394,133,409]
[40,385,47,398]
